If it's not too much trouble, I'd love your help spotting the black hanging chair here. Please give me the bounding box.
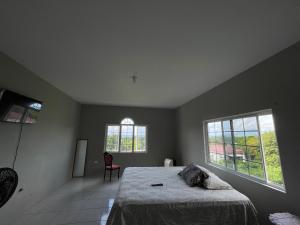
[0,168,18,208]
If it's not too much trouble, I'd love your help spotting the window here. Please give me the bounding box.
[204,110,285,190]
[105,118,147,153]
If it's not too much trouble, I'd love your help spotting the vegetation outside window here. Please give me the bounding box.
[105,118,147,153]
[204,110,285,190]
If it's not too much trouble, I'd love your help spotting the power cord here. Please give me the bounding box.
[12,123,23,170]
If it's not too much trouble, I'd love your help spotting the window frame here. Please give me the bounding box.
[133,125,148,153]
[104,120,148,154]
[203,109,286,192]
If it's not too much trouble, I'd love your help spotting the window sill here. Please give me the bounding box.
[105,151,147,154]
[205,162,286,193]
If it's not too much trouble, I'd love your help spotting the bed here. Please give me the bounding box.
[107,167,258,225]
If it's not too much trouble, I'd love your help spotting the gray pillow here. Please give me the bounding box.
[178,164,209,187]
[178,163,194,177]
[196,165,232,190]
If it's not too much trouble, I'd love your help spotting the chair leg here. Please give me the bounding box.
[118,168,120,179]
[104,169,106,181]
[109,169,112,182]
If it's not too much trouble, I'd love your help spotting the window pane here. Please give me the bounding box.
[234,145,247,160]
[259,114,275,132]
[236,159,249,175]
[120,125,133,152]
[208,132,216,143]
[214,121,222,132]
[216,154,225,166]
[247,146,262,162]
[209,152,216,163]
[245,131,260,146]
[265,144,283,185]
[226,157,235,170]
[209,143,217,154]
[209,143,217,163]
[233,132,246,145]
[233,118,244,131]
[223,131,232,144]
[215,132,223,144]
[222,120,231,131]
[249,162,264,179]
[225,144,234,157]
[243,117,258,131]
[105,126,120,152]
[259,114,284,186]
[134,126,147,152]
[207,122,215,133]
[215,143,225,155]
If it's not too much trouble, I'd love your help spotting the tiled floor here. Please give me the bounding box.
[13,177,119,225]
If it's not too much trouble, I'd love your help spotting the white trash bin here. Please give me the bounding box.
[164,158,174,167]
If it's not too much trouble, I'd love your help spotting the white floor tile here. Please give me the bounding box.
[27,198,115,214]
[12,177,119,225]
[62,221,107,225]
[14,212,57,225]
[49,208,110,225]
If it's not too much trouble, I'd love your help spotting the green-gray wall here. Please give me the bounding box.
[0,52,81,225]
[79,105,176,176]
[176,42,300,224]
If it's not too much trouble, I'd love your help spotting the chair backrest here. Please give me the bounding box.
[104,152,113,166]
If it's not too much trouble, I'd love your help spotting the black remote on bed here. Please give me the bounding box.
[151,183,163,186]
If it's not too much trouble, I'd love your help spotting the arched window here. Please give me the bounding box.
[121,118,134,125]
[105,118,147,153]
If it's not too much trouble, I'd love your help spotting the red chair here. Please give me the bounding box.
[104,152,121,181]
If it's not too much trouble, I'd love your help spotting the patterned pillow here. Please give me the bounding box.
[178,164,209,187]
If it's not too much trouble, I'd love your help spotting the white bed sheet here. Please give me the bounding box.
[107,167,258,225]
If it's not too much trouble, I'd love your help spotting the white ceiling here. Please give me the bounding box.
[0,1,300,108]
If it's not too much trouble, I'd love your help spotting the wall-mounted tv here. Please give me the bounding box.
[0,89,43,124]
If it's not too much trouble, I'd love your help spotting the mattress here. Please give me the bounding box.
[107,167,258,225]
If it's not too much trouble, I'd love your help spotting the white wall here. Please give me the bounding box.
[176,42,300,224]
[0,52,80,225]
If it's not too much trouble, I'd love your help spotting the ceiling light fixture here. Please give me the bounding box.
[130,73,138,84]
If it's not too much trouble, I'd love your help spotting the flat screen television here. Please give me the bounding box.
[0,89,43,124]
